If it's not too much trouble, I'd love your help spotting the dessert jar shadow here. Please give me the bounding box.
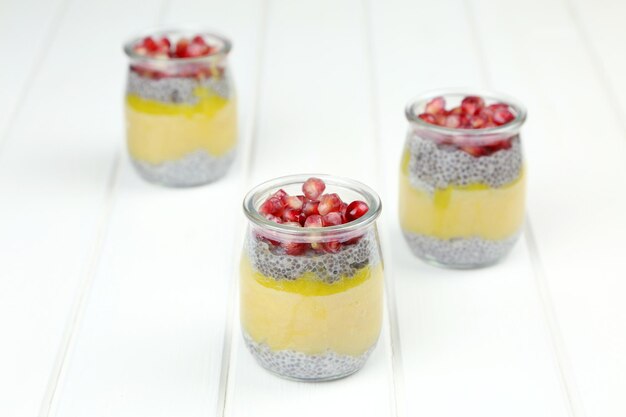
[399,89,527,268]
[123,29,237,187]
[240,175,384,381]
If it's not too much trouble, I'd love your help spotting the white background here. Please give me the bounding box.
[1,0,625,416]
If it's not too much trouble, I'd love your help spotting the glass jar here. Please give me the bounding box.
[123,29,237,187]
[399,89,527,268]
[241,175,384,381]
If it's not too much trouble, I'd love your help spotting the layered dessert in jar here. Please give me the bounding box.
[123,30,237,186]
[241,175,383,381]
[399,91,527,268]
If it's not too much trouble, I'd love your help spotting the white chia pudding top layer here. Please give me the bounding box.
[406,133,523,194]
[126,70,232,105]
[246,229,381,283]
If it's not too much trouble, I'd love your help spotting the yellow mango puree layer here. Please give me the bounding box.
[125,92,237,164]
[399,150,525,240]
[240,256,383,356]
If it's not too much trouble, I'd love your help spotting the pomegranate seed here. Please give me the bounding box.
[304,215,323,228]
[345,200,369,222]
[259,197,283,216]
[322,212,342,227]
[323,241,342,253]
[486,139,512,153]
[318,193,342,215]
[449,106,464,115]
[284,195,304,210]
[487,103,509,112]
[282,221,302,227]
[264,214,283,224]
[445,114,462,128]
[302,201,319,217]
[143,37,159,52]
[175,38,190,57]
[339,202,348,222]
[435,114,447,126]
[469,114,488,129]
[425,96,446,115]
[282,241,308,255]
[302,177,326,200]
[192,35,207,45]
[282,208,303,223]
[418,113,437,124]
[187,42,211,57]
[493,108,515,125]
[272,189,287,203]
[461,146,485,157]
[160,37,171,48]
[461,96,485,115]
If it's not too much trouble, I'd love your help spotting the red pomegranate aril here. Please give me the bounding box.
[175,38,190,57]
[322,212,342,227]
[435,113,447,126]
[461,96,485,116]
[192,35,207,45]
[318,193,342,216]
[259,197,284,216]
[143,37,159,52]
[461,146,486,157]
[345,200,369,222]
[493,108,515,125]
[302,177,326,200]
[469,114,488,129]
[272,189,288,202]
[302,201,319,217]
[264,214,283,224]
[425,96,446,115]
[487,103,509,112]
[186,42,210,57]
[282,221,302,227]
[339,202,348,222]
[323,241,342,253]
[445,114,462,128]
[282,241,308,256]
[304,214,323,228]
[282,209,302,223]
[487,139,512,153]
[449,106,464,115]
[284,195,304,210]
[418,113,437,124]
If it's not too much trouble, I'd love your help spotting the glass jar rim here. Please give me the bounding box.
[123,27,232,63]
[405,88,527,136]
[243,174,382,237]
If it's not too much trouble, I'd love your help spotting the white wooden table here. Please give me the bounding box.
[1,0,625,416]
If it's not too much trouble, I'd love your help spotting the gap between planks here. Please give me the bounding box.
[216,0,271,415]
[39,0,171,414]
[562,0,626,141]
[361,1,404,416]
[39,151,122,417]
[463,0,585,416]
[0,0,73,161]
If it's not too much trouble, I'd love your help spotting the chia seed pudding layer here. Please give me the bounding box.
[131,149,235,187]
[243,331,375,381]
[407,133,523,194]
[126,70,232,104]
[403,231,519,268]
[247,230,381,283]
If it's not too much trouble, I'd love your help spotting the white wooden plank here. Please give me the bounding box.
[0,0,66,142]
[471,0,626,416]
[368,0,571,416]
[0,1,162,416]
[47,0,265,416]
[224,1,395,417]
